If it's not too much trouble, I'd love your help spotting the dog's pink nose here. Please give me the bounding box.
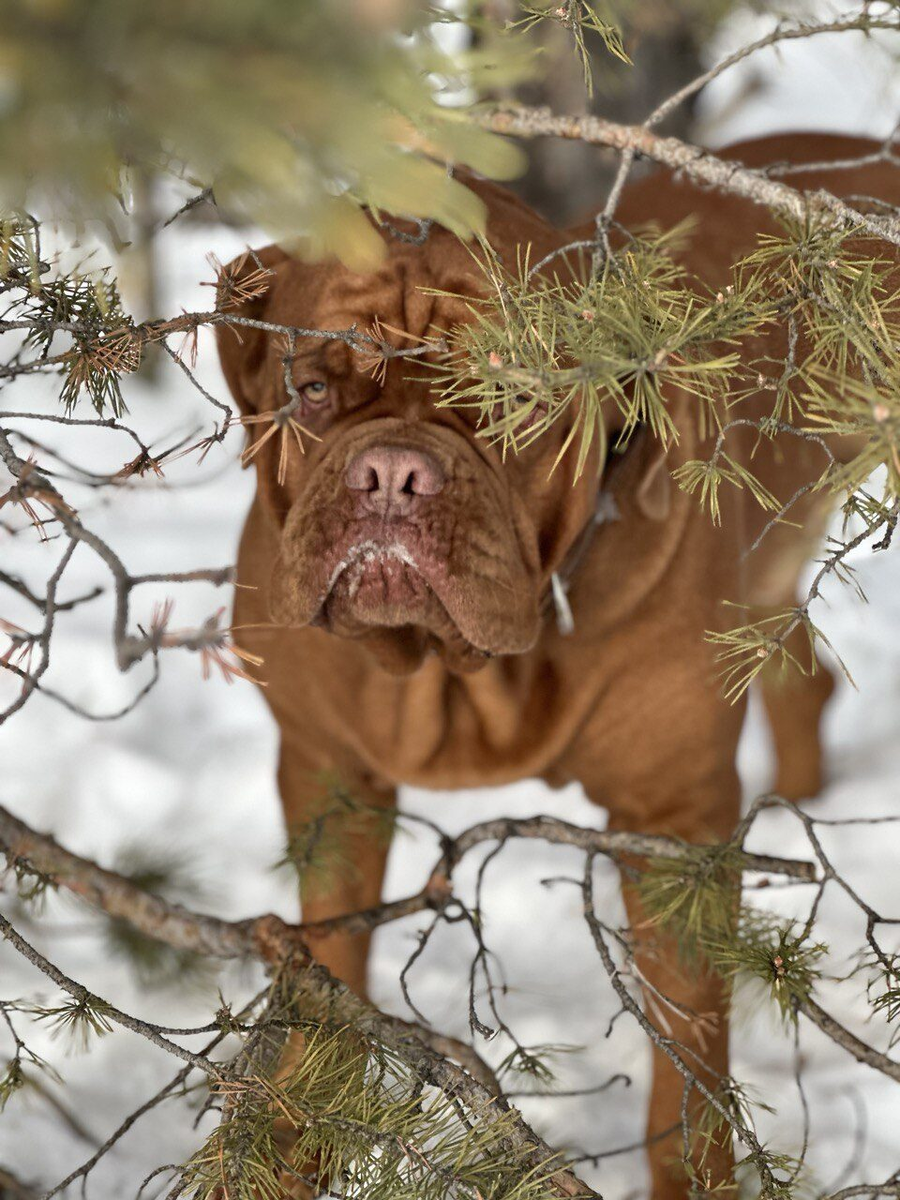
[345,445,445,515]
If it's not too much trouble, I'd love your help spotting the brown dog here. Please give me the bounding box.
[216,133,896,1198]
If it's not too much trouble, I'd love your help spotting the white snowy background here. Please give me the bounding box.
[2,5,900,1197]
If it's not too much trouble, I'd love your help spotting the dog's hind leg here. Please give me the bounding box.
[756,619,836,802]
[746,499,838,803]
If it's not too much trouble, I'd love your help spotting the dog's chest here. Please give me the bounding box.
[357,651,591,788]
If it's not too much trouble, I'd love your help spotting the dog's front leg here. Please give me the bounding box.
[268,735,397,1197]
[606,796,738,1200]
[276,736,396,998]
[568,677,745,1200]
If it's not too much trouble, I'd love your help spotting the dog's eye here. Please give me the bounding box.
[300,381,329,405]
[511,394,548,432]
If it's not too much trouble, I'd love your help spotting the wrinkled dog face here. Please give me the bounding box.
[216,181,599,675]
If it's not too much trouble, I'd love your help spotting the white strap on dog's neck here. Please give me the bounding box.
[551,572,575,636]
[551,486,621,636]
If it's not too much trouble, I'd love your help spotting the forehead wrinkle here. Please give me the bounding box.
[308,256,445,387]
[289,340,351,378]
[337,256,439,346]
[402,279,440,345]
[324,340,352,375]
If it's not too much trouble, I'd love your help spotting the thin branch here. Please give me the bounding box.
[0,803,818,966]
[478,106,900,247]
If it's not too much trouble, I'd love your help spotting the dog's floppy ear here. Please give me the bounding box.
[214,245,292,415]
[635,437,672,522]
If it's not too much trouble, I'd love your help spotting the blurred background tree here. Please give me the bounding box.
[0,0,526,265]
[480,0,749,220]
[0,0,794,312]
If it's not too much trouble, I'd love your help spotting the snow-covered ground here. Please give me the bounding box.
[2,6,900,1196]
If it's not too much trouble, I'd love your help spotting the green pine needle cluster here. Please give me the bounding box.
[435,214,900,700]
[30,993,116,1053]
[433,230,763,478]
[1,216,135,416]
[737,218,900,496]
[497,1043,576,1086]
[673,453,781,527]
[865,952,900,1048]
[705,606,837,702]
[638,844,826,1021]
[277,774,397,890]
[0,1004,63,1115]
[180,1025,560,1200]
[691,1079,806,1200]
[734,1150,807,1200]
[1,846,54,908]
[515,2,630,93]
[104,845,218,990]
[0,1057,25,1113]
[707,916,827,1023]
[636,843,743,962]
[662,218,900,594]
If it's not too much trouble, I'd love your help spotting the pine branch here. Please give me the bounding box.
[0,799,824,1196]
[478,106,900,247]
[0,801,817,965]
[800,998,900,1085]
[0,909,595,1199]
[0,915,217,1075]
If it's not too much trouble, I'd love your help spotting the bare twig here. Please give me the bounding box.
[478,107,900,246]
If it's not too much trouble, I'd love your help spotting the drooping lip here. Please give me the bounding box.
[316,535,494,668]
[324,539,422,602]
[291,524,538,656]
